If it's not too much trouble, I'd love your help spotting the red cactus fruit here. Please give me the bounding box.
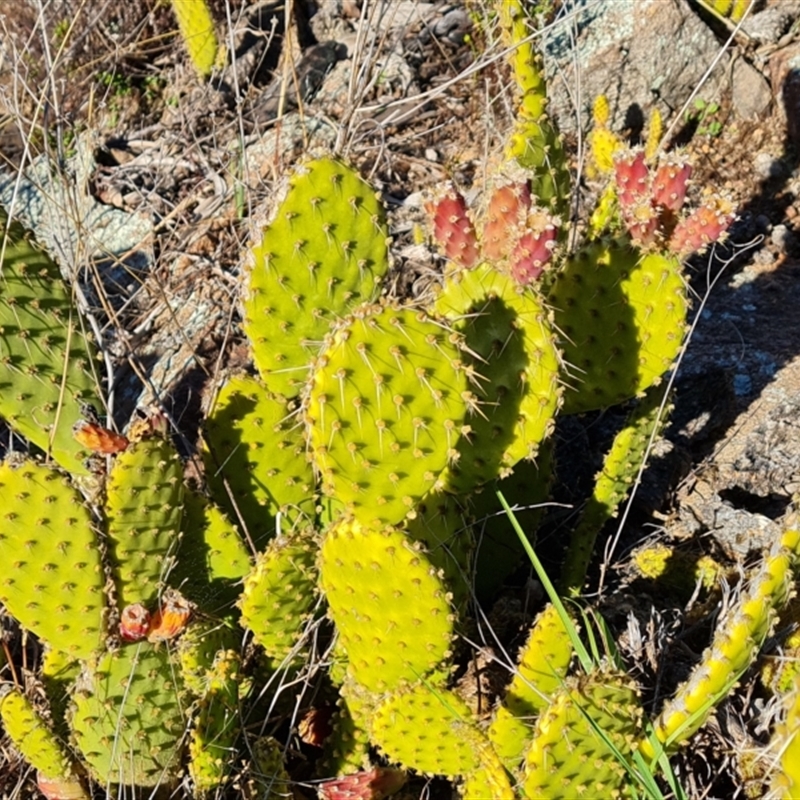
[509,211,559,284]
[37,772,88,800]
[298,706,335,747]
[147,590,194,642]
[482,181,532,260]
[651,157,692,212]
[318,767,406,800]
[425,188,480,269]
[669,196,735,257]
[119,603,151,642]
[614,149,650,209]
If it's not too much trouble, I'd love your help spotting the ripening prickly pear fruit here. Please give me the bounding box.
[614,149,650,209]
[509,215,559,284]
[0,459,106,659]
[482,181,532,261]
[426,187,480,270]
[669,195,735,257]
[243,158,389,399]
[651,156,692,212]
[318,767,407,800]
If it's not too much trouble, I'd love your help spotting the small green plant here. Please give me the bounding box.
[685,97,723,137]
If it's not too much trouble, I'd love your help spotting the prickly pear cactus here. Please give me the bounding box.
[170,0,220,78]
[305,301,471,527]
[0,209,100,475]
[71,643,188,788]
[0,459,105,659]
[243,157,390,399]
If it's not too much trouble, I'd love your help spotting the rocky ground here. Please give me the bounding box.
[2,0,800,798]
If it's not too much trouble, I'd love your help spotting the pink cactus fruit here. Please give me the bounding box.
[425,187,480,269]
[509,211,559,284]
[37,772,87,800]
[621,201,662,249]
[614,149,650,209]
[482,181,532,261]
[318,767,407,800]
[651,156,692,212]
[669,195,735,257]
[119,603,151,642]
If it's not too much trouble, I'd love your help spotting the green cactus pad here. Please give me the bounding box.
[202,373,316,545]
[561,383,671,595]
[435,264,560,492]
[0,688,76,781]
[71,643,188,787]
[239,524,319,664]
[643,525,800,758]
[188,648,243,794]
[243,157,389,399]
[306,302,470,527]
[319,518,454,693]
[105,435,185,607]
[489,603,574,768]
[0,209,100,475]
[0,459,105,659]
[251,736,293,798]
[321,677,375,777]
[372,683,507,781]
[522,669,643,799]
[770,672,800,798]
[549,241,686,414]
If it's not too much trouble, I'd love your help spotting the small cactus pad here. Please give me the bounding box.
[306,302,470,527]
[0,209,100,475]
[0,459,105,659]
[488,603,574,767]
[0,688,77,783]
[770,672,800,798]
[643,525,800,758]
[522,669,643,799]
[549,241,687,414]
[239,524,319,664]
[71,643,188,787]
[319,518,454,693]
[243,157,389,398]
[371,683,507,781]
[170,0,219,78]
[202,373,315,544]
[321,677,374,776]
[105,435,184,607]
[435,264,560,491]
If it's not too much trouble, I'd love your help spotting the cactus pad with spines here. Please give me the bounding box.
[202,373,315,544]
[522,669,643,799]
[0,209,100,475]
[550,241,687,414]
[0,459,105,659]
[321,677,375,776]
[319,518,454,693]
[104,435,184,608]
[306,302,470,527]
[643,524,800,758]
[770,672,800,798]
[489,603,574,768]
[371,682,509,782]
[239,524,319,664]
[170,0,220,78]
[71,643,188,787]
[0,688,79,786]
[243,158,389,399]
[435,264,560,491]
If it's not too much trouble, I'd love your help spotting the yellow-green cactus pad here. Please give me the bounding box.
[306,302,470,527]
[489,603,574,768]
[243,158,389,399]
[203,373,315,544]
[170,0,219,78]
[105,435,184,607]
[0,459,105,659]
[0,688,77,784]
[770,672,800,798]
[71,643,188,787]
[319,518,454,693]
[550,241,687,414]
[435,264,560,491]
[372,683,508,781]
[522,669,643,799]
[239,524,319,664]
[0,209,100,475]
